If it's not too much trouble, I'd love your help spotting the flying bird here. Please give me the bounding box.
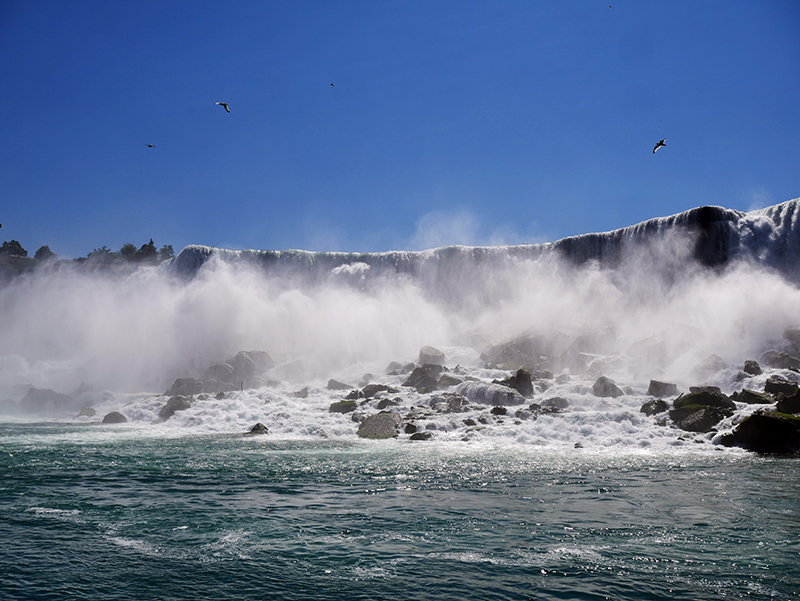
[146,144,155,148]
[653,138,667,153]
[330,83,334,88]
[216,102,230,113]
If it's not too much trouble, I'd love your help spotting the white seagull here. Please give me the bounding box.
[216,102,230,113]
[653,138,667,153]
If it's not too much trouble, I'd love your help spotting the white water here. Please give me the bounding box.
[2,199,800,450]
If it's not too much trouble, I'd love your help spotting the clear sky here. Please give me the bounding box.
[1,1,798,258]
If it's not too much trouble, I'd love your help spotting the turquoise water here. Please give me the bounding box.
[1,423,798,600]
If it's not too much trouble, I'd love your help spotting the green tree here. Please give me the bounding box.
[158,244,174,262]
[119,243,137,260]
[136,238,157,262]
[0,240,27,256]
[87,246,119,263]
[34,245,56,261]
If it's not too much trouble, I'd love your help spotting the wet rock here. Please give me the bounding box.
[437,374,463,389]
[776,390,800,414]
[542,397,570,409]
[640,399,669,416]
[158,395,192,421]
[345,389,365,400]
[376,398,401,410]
[357,411,401,439]
[764,375,799,397]
[731,389,774,405]
[21,387,72,412]
[669,390,735,432]
[410,431,433,441]
[454,381,526,406]
[404,422,418,434]
[760,350,800,371]
[679,408,726,433]
[403,365,443,393]
[329,400,358,414]
[429,393,470,413]
[419,346,445,366]
[361,384,399,399]
[165,378,205,396]
[743,360,762,376]
[493,369,534,397]
[78,407,96,418]
[592,376,624,398]
[102,411,127,424]
[648,380,679,397]
[245,422,269,436]
[784,326,800,346]
[293,387,309,398]
[721,410,800,453]
[327,379,352,391]
[490,406,507,416]
[690,385,722,394]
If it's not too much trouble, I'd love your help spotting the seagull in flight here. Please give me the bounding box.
[330,83,334,88]
[146,144,155,148]
[653,138,667,153]
[216,102,230,113]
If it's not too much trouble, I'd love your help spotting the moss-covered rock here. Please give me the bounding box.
[720,410,800,453]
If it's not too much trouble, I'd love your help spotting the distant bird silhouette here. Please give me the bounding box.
[216,102,230,113]
[653,138,667,153]
[330,83,334,88]
[146,144,155,148]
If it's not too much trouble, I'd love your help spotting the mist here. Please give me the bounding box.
[2,230,800,407]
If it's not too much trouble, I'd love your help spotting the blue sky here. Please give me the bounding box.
[1,1,798,258]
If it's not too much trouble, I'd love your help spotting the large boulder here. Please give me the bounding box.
[102,411,127,424]
[743,360,762,376]
[205,350,275,389]
[158,395,192,421]
[760,351,800,371]
[481,331,571,372]
[403,365,443,393]
[493,369,534,397]
[592,376,624,398]
[647,380,679,397]
[329,400,358,414]
[361,384,399,399]
[764,375,799,397]
[731,389,774,405]
[21,387,72,412]
[669,390,735,432]
[165,378,205,396]
[327,379,352,391]
[357,411,401,439]
[640,399,669,416]
[244,422,269,436]
[776,390,800,414]
[454,381,526,406]
[419,346,445,366]
[721,410,800,453]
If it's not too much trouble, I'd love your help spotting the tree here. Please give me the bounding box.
[34,245,56,261]
[86,246,119,263]
[136,238,157,262]
[158,244,174,262]
[119,243,137,259]
[0,240,27,257]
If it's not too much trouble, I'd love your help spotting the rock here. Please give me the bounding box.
[764,375,799,397]
[329,400,358,414]
[21,387,72,412]
[760,350,800,371]
[437,374,463,389]
[165,378,204,396]
[376,398,401,410]
[419,346,445,365]
[454,381,526,406]
[293,387,309,398]
[102,411,127,424]
[776,390,800,414]
[743,360,762,376]
[696,354,727,377]
[410,431,433,441]
[78,407,96,418]
[669,391,735,432]
[493,369,534,397]
[158,395,192,421]
[730,389,774,405]
[327,379,352,391]
[357,411,401,439]
[245,422,269,436]
[721,410,800,453]
[404,422,418,434]
[542,397,570,409]
[428,393,469,413]
[345,389,364,400]
[481,330,572,372]
[490,406,507,416]
[648,380,679,397]
[403,365,443,393]
[689,385,721,394]
[361,384,399,398]
[592,376,624,398]
[640,399,668,416]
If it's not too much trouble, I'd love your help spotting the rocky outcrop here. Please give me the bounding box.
[776,390,800,414]
[669,390,735,432]
[721,410,800,453]
[640,399,668,416]
[419,346,445,365]
[743,360,762,376]
[21,387,72,412]
[326,379,352,391]
[204,350,274,389]
[329,400,358,414]
[158,395,192,421]
[493,369,534,397]
[647,380,679,397]
[357,411,401,439]
[403,365,444,393]
[102,411,127,424]
[78,407,96,418]
[764,375,798,397]
[760,351,800,371]
[454,381,526,406]
[165,378,205,396]
[244,422,269,436]
[731,389,774,405]
[592,376,624,398]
